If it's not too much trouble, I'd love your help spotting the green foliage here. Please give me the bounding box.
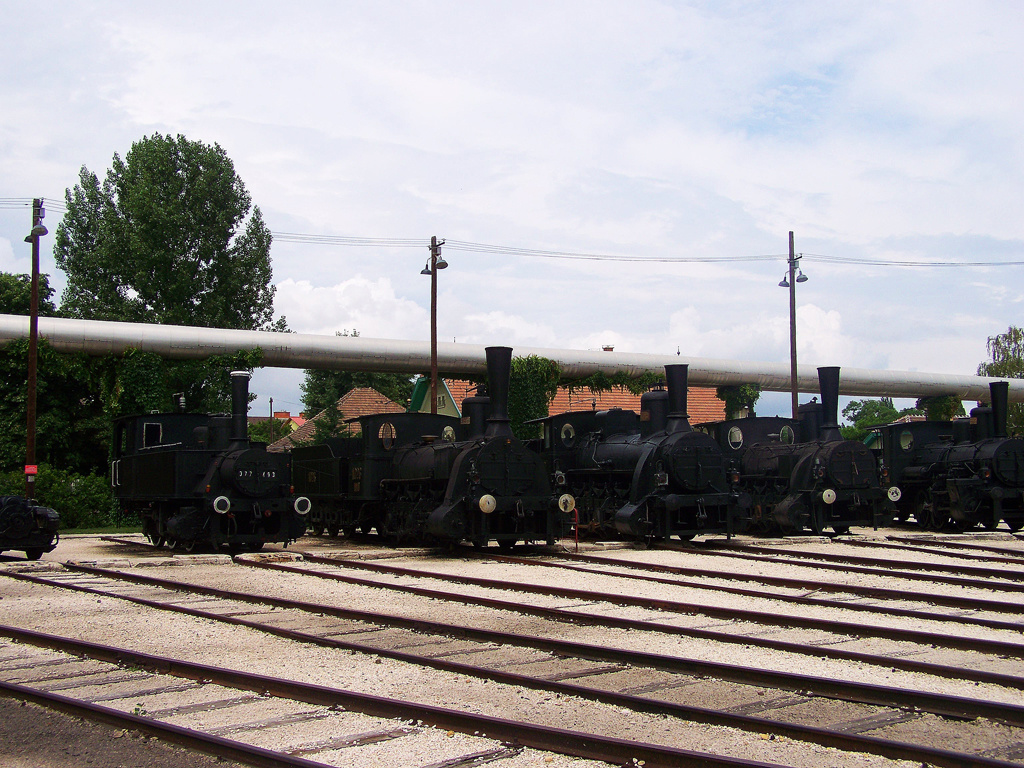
[98,347,264,419]
[978,326,1024,434]
[841,397,922,441]
[566,370,662,396]
[248,417,288,444]
[716,384,761,419]
[0,465,118,529]
[0,272,57,315]
[0,337,109,474]
[915,395,966,423]
[54,133,283,331]
[508,355,560,439]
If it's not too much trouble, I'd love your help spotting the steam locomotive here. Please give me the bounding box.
[873,381,1024,531]
[699,367,893,535]
[530,364,748,541]
[0,495,59,560]
[291,346,574,547]
[110,371,310,551]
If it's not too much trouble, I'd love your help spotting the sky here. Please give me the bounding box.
[1,1,1022,420]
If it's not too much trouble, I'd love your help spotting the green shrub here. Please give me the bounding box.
[0,465,119,529]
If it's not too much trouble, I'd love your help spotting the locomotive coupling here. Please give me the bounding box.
[294,497,311,516]
[213,496,231,514]
[478,494,497,514]
[558,494,576,513]
[819,489,837,505]
[887,486,902,502]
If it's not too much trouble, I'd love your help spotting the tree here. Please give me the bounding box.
[716,384,761,419]
[841,397,922,441]
[508,355,560,439]
[0,272,108,473]
[978,326,1024,434]
[52,133,286,418]
[54,133,282,331]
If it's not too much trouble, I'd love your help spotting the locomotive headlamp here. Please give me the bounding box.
[558,494,576,513]
[213,496,231,514]
[887,487,902,502]
[478,494,497,514]
[820,488,837,505]
[294,497,311,516]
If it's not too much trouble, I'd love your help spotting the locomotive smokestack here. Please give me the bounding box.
[817,366,842,443]
[484,346,514,438]
[230,370,251,442]
[665,364,692,434]
[991,381,1009,439]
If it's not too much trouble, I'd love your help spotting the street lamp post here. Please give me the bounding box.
[778,231,807,419]
[420,236,447,414]
[24,198,47,500]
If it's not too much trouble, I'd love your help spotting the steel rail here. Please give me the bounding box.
[839,538,1024,567]
[6,565,1022,724]
[0,680,333,768]
[718,543,1024,582]
[0,626,786,768]
[469,550,1024,633]
[299,553,1024,658]
[886,536,1024,561]
[658,543,1024,594]
[540,548,1024,616]
[0,621,1019,768]
[263,556,1024,690]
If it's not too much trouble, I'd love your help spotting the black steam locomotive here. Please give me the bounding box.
[530,364,748,541]
[699,367,893,535]
[110,371,310,551]
[0,495,59,560]
[873,381,1024,531]
[291,346,574,547]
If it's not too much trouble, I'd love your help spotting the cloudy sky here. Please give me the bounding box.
[2,1,1022,417]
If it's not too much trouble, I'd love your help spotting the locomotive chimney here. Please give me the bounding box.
[991,381,1009,439]
[817,366,842,443]
[230,370,251,443]
[664,364,692,434]
[484,346,514,438]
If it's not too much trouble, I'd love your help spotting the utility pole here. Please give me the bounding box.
[269,396,274,444]
[421,236,446,414]
[787,231,798,419]
[25,198,46,499]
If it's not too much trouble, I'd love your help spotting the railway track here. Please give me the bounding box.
[3,553,1024,767]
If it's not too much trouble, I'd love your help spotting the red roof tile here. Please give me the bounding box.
[268,387,404,451]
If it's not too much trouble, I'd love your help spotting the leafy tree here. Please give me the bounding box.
[716,384,761,419]
[248,417,288,445]
[52,133,286,418]
[508,355,560,439]
[978,326,1024,434]
[915,395,966,423]
[54,132,283,331]
[840,397,923,441]
[0,272,108,474]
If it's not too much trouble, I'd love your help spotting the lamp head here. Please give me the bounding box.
[435,256,448,270]
[24,223,47,242]
[795,269,808,283]
[778,275,790,288]
[420,263,432,275]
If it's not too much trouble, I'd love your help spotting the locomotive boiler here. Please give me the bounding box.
[0,495,59,560]
[533,364,747,541]
[292,346,573,547]
[701,367,893,535]
[110,371,310,551]
[874,381,1024,531]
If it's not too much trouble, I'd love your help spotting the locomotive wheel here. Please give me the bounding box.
[326,525,340,537]
[152,536,166,548]
[1006,517,1024,532]
[497,539,517,551]
[832,526,850,536]
[24,548,44,561]
[674,533,697,542]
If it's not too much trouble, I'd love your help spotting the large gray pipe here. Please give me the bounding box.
[0,314,1020,403]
